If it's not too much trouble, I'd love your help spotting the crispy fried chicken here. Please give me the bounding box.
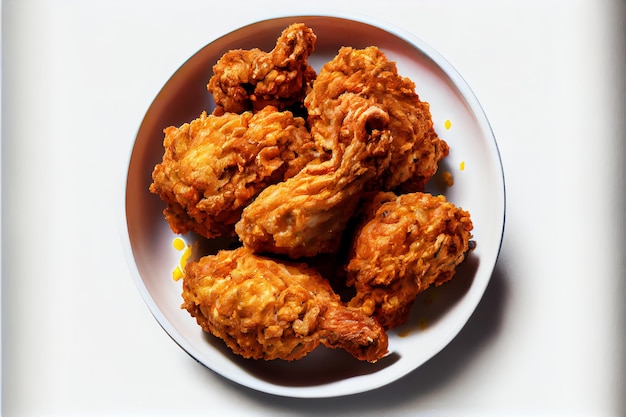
[305,46,449,192]
[181,247,388,362]
[346,191,473,329]
[207,23,317,114]
[235,93,392,258]
[149,106,316,238]
[152,25,474,362]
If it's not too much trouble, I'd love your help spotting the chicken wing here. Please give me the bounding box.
[149,106,316,238]
[346,191,473,329]
[235,93,392,258]
[207,23,317,114]
[181,247,388,362]
[305,46,449,192]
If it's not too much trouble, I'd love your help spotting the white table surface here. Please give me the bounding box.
[2,0,625,416]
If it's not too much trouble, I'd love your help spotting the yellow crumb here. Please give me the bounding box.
[172,237,193,281]
[444,119,452,130]
[173,237,185,251]
[459,161,465,171]
[180,245,192,267]
[172,266,184,281]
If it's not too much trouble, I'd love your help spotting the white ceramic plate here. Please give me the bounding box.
[124,15,505,398]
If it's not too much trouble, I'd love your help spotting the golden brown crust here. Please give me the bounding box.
[182,247,388,362]
[207,23,317,114]
[305,46,449,192]
[235,93,392,258]
[152,24,475,362]
[149,106,316,238]
[346,192,473,329]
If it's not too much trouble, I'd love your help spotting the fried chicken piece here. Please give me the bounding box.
[207,23,317,114]
[235,93,392,258]
[149,106,316,238]
[181,247,388,362]
[305,46,449,192]
[346,191,473,329]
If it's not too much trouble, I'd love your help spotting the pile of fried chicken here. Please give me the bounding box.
[150,23,474,363]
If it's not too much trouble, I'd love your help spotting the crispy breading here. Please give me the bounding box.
[149,106,316,238]
[346,191,473,329]
[181,247,388,362]
[207,23,317,114]
[151,25,476,363]
[235,93,392,258]
[305,46,449,191]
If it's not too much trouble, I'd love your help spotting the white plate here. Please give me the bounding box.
[123,15,505,398]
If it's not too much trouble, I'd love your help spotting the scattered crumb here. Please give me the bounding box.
[172,266,184,281]
[172,237,192,281]
[173,237,186,251]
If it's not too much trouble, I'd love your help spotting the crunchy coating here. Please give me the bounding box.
[346,192,473,329]
[305,46,449,191]
[152,24,475,364]
[181,247,388,362]
[149,106,316,238]
[235,93,392,258]
[207,23,317,114]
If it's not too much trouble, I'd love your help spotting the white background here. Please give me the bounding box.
[2,0,625,416]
